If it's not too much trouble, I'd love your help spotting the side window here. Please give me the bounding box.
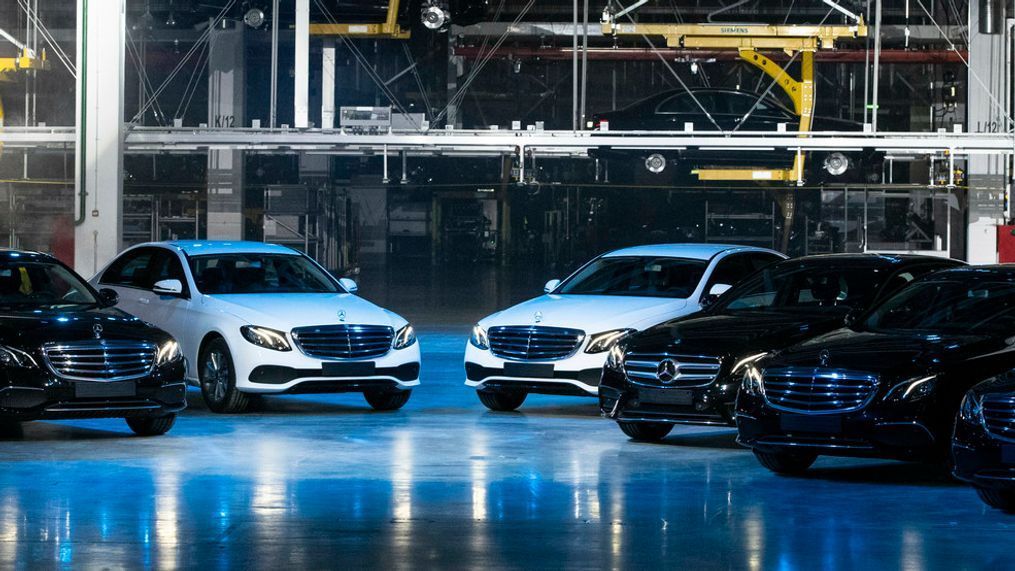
[745,253,782,272]
[149,250,190,294]
[879,263,956,300]
[705,254,753,292]
[100,248,157,289]
[656,93,694,114]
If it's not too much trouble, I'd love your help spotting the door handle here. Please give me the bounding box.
[138,297,151,304]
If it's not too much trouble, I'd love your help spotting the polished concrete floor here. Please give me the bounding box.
[2,264,1014,569]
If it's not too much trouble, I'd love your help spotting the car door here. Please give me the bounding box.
[95,247,161,319]
[141,248,196,347]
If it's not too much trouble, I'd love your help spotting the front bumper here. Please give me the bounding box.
[598,367,737,426]
[0,361,187,421]
[232,337,422,394]
[463,343,605,396]
[735,392,946,461]
[953,416,1015,491]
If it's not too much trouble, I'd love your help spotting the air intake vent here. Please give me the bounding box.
[487,326,584,360]
[43,341,157,381]
[762,367,878,414]
[292,325,394,359]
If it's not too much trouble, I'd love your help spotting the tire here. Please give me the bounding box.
[976,487,1015,513]
[364,389,412,411]
[753,449,818,475]
[126,414,176,436]
[199,338,250,413]
[618,421,673,442]
[477,390,527,412]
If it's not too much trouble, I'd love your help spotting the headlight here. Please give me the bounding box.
[883,375,937,402]
[240,326,292,352]
[585,328,636,354]
[470,325,489,350]
[155,339,183,365]
[959,392,984,422]
[731,352,768,376]
[0,346,37,368]
[741,364,764,397]
[605,343,626,372]
[392,324,417,350]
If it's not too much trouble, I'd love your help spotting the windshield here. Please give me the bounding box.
[716,264,887,313]
[864,279,1015,336]
[189,253,340,295]
[0,260,97,310]
[555,256,708,299]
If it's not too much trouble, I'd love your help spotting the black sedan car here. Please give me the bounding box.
[591,87,876,182]
[953,374,1015,512]
[600,254,963,442]
[737,266,1015,474]
[0,250,186,435]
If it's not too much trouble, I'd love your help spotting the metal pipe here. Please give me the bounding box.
[579,0,589,129]
[572,0,578,131]
[981,0,1004,34]
[270,0,279,128]
[871,0,883,133]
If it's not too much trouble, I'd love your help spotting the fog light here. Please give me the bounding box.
[823,152,849,176]
[645,153,666,174]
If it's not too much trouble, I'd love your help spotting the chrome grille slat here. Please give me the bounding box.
[292,325,394,359]
[43,341,157,382]
[487,326,584,361]
[762,367,878,414]
[982,393,1015,442]
[624,353,721,388]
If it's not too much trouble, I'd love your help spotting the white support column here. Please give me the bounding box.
[965,0,1008,263]
[74,0,125,275]
[321,39,336,129]
[295,0,310,128]
[207,24,245,240]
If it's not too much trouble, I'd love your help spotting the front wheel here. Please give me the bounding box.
[977,487,1015,513]
[618,421,673,442]
[477,390,527,411]
[753,449,817,475]
[364,389,412,411]
[199,338,250,413]
[126,414,176,436]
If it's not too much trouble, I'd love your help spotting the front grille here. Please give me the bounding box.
[292,325,394,359]
[487,326,584,360]
[762,367,878,414]
[982,393,1015,442]
[624,352,721,387]
[43,341,157,381]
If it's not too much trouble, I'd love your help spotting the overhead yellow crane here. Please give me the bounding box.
[601,17,868,183]
[310,0,411,39]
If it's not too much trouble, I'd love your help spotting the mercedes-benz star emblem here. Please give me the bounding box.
[534,311,543,323]
[92,323,103,339]
[656,358,679,384]
[819,349,831,367]
[338,309,347,322]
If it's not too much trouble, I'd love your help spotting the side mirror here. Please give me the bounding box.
[339,277,359,294]
[98,288,119,307]
[708,283,733,297]
[152,279,184,297]
[543,279,561,294]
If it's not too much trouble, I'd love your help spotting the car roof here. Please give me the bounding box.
[918,264,1015,279]
[144,240,300,256]
[0,249,54,262]
[775,253,964,269]
[601,243,780,260]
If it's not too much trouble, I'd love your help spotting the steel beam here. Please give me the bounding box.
[294,0,309,128]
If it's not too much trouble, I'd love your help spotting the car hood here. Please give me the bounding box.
[767,327,1014,377]
[0,306,170,350]
[479,294,691,333]
[205,293,407,330]
[628,309,848,358]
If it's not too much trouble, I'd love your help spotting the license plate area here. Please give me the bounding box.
[322,362,376,377]
[780,414,843,434]
[1003,445,1015,465]
[638,388,693,406]
[74,381,136,399]
[503,363,554,378]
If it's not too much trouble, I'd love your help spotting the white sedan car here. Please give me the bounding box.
[91,241,420,413]
[465,243,785,411]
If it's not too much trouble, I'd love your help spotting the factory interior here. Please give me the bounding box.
[0,0,1013,568]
